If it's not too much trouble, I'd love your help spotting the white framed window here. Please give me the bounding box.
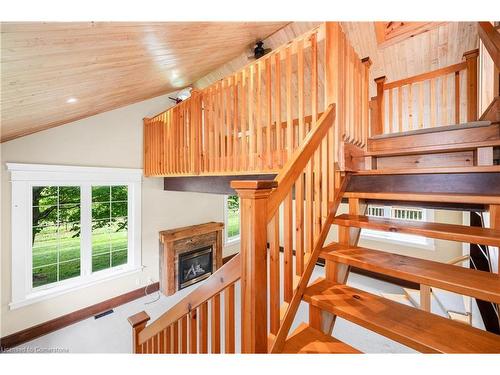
[7,163,142,309]
[361,204,435,250]
[223,195,240,245]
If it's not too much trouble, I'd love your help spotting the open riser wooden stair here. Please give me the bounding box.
[129,21,500,354]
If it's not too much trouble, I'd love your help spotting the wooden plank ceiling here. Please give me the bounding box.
[195,22,478,97]
[1,22,288,142]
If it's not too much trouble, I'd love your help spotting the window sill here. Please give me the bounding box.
[9,266,142,310]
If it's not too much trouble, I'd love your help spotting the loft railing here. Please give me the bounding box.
[371,49,479,137]
[143,22,371,176]
[128,254,240,353]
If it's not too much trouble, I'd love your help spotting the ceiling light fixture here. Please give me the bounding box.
[66,97,78,104]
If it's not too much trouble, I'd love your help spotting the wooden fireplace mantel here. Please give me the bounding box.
[159,222,224,296]
[159,222,224,242]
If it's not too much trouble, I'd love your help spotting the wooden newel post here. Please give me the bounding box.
[373,76,386,136]
[128,311,150,353]
[463,49,479,122]
[231,180,277,353]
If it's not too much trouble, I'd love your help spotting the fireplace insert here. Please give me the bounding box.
[178,245,213,290]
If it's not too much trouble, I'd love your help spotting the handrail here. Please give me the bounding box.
[135,254,240,346]
[266,104,336,221]
[383,62,467,90]
[478,21,500,71]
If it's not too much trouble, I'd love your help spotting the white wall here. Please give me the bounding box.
[0,93,236,337]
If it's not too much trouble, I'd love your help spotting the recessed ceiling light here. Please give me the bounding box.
[66,97,77,104]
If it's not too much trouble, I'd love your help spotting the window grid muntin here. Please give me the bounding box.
[31,186,82,288]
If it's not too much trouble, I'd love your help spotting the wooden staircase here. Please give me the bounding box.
[130,21,500,354]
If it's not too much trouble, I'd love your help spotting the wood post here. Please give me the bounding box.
[464,49,479,122]
[361,57,373,146]
[231,180,277,353]
[128,311,150,353]
[373,76,387,136]
[420,284,431,312]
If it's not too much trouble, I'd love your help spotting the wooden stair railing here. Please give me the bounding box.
[231,103,355,353]
[371,50,479,138]
[144,22,371,177]
[127,254,240,353]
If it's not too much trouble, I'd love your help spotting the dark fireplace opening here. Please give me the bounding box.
[178,245,213,290]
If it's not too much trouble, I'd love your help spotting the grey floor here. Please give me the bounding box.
[11,263,416,353]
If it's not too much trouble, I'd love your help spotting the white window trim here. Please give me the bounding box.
[7,163,143,309]
[223,195,240,246]
[361,206,435,251]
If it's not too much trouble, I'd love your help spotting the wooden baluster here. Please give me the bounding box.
[128,311,150,353]
[256,61,263,170]
[339,29,346,142]
[442,75,448,125]
[266,57,272,170]
[248,65,255,170]
[430,79,436,127]
[408,84,413,130]
[173,320,179,353]
[159,328,165,353]
[216,81,222,172]
[231,180,276,353]
[311,32,321,241]
[208,86,214,172]
[419,82,424,128]
[269,211,280,335]
[241,70,248,171]
[464,49,479,122]
[224,284,235,353]
[199,302,208,353]
[189,311,197,353]
[295,173,305,275]
[284,190,293,302]
[233,75,240,171]
[181,315,188,353]
[306,34,315,250]
[226,78,232,172]
[153,333,159,353]
[398,86,403,132]
[211,294,221,353]
[286,46,293,161]
[455,71,461,124]
[374,76,386,136]
[361,57,372,146]
[166,325,172,353]
[275,52,282,168]
[388,88,393,133]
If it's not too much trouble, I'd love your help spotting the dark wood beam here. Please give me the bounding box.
[164,174,277,195]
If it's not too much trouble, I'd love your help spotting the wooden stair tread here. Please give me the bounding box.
[353,166,500,175]
[320,244,500,304]
[369,121,492,140]
[343,191,500,205]
[332,214,500,247]
[304,279,500,353]
[282,322,361,354]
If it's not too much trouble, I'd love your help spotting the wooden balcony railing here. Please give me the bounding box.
[128,254,240,353]
[143,22,371,176]
[371,49,479,137]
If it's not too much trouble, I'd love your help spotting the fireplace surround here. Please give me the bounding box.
[159,222,223,296]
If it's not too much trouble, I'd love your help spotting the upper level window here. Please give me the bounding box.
[361,204,434,249]
[7,163,142,309]
[224,195,240,244]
